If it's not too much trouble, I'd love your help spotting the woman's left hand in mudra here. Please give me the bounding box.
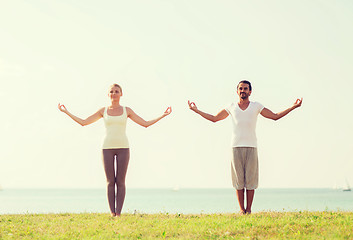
[163,107,172,116]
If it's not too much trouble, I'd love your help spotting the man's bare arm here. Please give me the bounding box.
[188,100,229,122]
[260,98,303,121]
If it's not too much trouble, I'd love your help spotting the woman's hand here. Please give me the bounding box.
[293,98,303,109]
[163,107,172,117]
[58,104,103,126]
[188,100,198,112]
[58,103,68,113]
[127,106,171,128]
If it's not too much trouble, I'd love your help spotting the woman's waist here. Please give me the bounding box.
[102,138,129,148]
[104,134,128,139]
[104,125,127,131]
[104,127,127,134]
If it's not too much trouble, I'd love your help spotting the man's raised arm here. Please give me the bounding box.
[188,100,229,122]
[260,98,303,121]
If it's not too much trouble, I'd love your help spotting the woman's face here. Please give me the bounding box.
[108,86,122,101]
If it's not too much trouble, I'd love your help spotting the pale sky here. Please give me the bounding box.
[1,0,352,189]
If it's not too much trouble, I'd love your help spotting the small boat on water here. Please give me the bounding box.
[343,179,351,192]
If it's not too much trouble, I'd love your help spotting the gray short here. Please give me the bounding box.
[231,147,259,190]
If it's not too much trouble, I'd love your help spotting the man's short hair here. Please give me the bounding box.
[237,80,252,91]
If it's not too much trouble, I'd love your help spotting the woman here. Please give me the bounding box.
[58,84,172,217]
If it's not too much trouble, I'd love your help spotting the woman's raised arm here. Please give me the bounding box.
[58,103,104,126]
[126,106,172,128]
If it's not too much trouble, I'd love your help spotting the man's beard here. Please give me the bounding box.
[240,93,248,99]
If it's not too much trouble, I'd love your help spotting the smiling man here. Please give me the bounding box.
[188,80,302,214]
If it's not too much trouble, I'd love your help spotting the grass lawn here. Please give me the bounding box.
[1,211,352,239]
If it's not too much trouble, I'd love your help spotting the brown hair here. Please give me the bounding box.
[110,84,122,93]
[237,80,252,91]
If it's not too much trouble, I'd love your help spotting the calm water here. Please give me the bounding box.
[0,188,352,214]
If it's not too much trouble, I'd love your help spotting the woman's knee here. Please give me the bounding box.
[116,180,126,188]
[107,179,115,188]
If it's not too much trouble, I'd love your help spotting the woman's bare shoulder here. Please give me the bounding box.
[125,106,134,116]
[98,107,105,116]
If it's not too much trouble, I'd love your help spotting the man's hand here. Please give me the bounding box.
[58,103,68,113]
[261,97,303,121]
[188,100,198,112]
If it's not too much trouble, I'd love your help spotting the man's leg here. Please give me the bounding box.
[231,148,246,214]
[244,148,259,214]
[236,189,246,214]
[245,189,255,214]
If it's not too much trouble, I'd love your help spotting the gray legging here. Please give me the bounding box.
[102,148,130,215]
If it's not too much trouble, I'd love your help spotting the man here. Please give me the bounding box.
[188,80,302,214]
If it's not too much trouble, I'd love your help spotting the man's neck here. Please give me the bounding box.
[238,98,250,105]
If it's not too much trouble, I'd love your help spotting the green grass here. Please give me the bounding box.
[1,211,352,239]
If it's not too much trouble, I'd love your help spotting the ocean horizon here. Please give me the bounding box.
[1,188,352,215]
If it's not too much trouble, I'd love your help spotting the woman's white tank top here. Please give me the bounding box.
[102,106,129,149]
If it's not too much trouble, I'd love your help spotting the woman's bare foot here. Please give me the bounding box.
[111,213,116,217]
[240,210,246,215]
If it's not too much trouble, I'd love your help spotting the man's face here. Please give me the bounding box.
[237,83,251,100]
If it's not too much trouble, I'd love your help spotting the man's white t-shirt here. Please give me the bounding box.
[225,101,264,148]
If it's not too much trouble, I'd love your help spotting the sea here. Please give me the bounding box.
[0,188,352,215]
